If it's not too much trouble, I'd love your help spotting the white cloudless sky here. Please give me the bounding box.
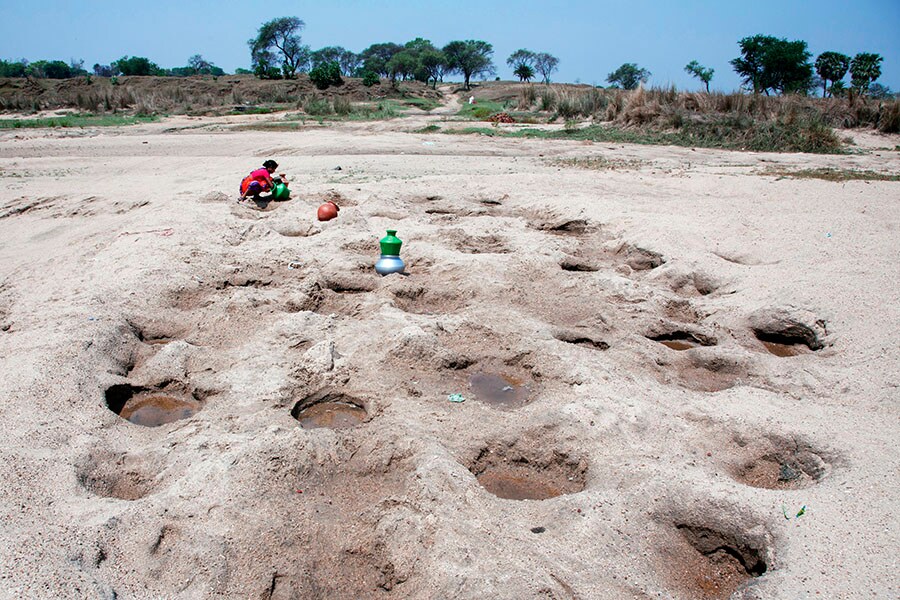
[2,0,897,91]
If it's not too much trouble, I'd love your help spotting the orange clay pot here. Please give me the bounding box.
[317,201,339,221]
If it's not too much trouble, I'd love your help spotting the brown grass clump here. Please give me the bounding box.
[878,100,900,134]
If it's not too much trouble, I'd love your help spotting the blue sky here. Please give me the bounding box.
[2,0,898,92]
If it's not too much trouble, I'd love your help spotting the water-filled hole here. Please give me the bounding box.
[468,372,532,409]
[105,384,201,427]
[291,392,368,430]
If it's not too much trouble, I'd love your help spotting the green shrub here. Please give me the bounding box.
[362,71,380,87]
[309,61,343,90]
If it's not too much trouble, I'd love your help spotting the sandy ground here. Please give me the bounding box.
[0,97,898,600]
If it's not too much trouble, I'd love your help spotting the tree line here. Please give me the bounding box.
[0,20,891,98]
[247,17,554,90]
[0,55,225,79]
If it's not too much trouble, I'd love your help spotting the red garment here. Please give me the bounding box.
[240,168,273,196]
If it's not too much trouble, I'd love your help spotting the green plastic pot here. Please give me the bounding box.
[379,229,402,256]
[272,182,290,201]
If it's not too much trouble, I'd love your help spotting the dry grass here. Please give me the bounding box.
[762,167,900,182]
[548,157,644,171]
[511,85,899,134]
[0,75,438,116]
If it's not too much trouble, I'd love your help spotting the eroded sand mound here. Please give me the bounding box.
[0,112,898,599]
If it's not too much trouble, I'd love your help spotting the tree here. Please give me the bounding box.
[684,60,714,92]
[248,17,309,79]
[386,50,418,83]
[850,52,883,95]
[112,56,161,76]
[506,49,536,71]
[310,46,344,70]
[514,64,535,82]
[814,51,850,97]
[188,54,213,75]
[867,83,893,99]
[27,60,71,78]
[534,52,559,84]
[359,43,403,78]
[69,59,87,76]
[93,63,113,77]
[0,59,27,77]
[338,50,362,77]
[310,47,361,77]
[607,63,650,90]
[730,34,812,95]
[419,49,447,88]
[442,40,495,90]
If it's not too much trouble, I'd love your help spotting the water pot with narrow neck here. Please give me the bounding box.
[375,229,406,275]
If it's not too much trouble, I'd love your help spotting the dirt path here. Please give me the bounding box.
[0,114,898,599]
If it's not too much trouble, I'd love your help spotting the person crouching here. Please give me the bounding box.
[239,159,286,201]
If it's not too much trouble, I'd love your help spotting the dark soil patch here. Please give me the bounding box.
[560,256,600,272]
[531,218,591,235]
[468,442,587,500]
[752,320,825,352]
[649,331,715,351]
[732,439,828,490]
[554,329,609,351]
[666,524,768,599]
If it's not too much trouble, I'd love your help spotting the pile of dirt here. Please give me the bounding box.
[0,74,442,113]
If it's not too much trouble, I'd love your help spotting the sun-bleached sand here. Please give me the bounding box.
[0,95,898,599]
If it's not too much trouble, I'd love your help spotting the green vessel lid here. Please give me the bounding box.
[380,229,402,256]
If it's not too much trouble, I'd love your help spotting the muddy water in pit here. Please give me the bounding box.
[118,395,201,427]
[660,340,698,351]
[761,341,804,357]
[294,402,367,429]
[468,373,531,409]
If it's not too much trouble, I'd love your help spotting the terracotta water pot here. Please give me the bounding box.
[317,201,339,221]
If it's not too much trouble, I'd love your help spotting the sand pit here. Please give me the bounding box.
[0,98,898,599]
